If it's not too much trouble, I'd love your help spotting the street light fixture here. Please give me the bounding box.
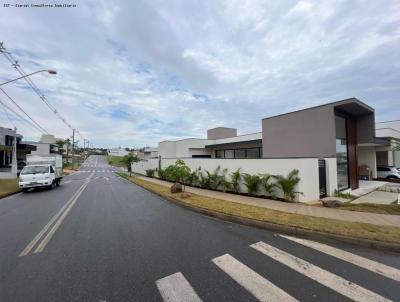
[0,69,57,86]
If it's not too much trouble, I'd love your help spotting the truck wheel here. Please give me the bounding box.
[56,179,60,186]
[51,181,56,189]
[22,188,28,193]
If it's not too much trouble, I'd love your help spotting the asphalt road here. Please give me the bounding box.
[0,155,399,302]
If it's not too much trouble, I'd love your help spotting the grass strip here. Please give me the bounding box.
[107,155,125,167]
[0,178,20,198]
[119,173,400,244]
[341,203,400,215]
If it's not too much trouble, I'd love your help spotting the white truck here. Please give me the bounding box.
[19,154,63,192]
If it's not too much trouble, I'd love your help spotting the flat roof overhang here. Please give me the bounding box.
[333,99,374,116]
[358,137,390,147]
[262,98,375,121]
[358,137,400,150]
[205,139,262,149]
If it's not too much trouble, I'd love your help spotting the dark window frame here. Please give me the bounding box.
[214,147,262,159]
[335,112,350,191]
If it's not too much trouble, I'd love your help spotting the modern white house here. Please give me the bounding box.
[132,98,400,202]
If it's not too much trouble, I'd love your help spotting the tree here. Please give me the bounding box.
[121,154,139,176]
[55,139,65,152]
[173,159,191,191]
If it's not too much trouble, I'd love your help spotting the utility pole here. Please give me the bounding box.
[71,128,75,169]
[11,127,17,176]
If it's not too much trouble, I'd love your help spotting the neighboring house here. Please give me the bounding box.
[108,147,130,157]
[374,127,400,168]
[25,135,59,156]
[159,129,262,159]
[132,98,400,202]
[137,147,159,160]
[0,127,36,178]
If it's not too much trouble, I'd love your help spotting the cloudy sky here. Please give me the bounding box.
[0,0,399,148]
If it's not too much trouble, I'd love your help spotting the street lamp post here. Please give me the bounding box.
[0,69,57,87]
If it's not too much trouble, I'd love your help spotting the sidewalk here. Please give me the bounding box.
[136,176,400,227]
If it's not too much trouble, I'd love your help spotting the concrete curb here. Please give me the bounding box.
[131,179,400,253]
[0,190,21,200]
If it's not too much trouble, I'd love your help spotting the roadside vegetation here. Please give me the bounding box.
[340,203,400,215]
[107,155,126,167]
[143,160,303,202]
[118,173,400,244]
[0,179,20,198]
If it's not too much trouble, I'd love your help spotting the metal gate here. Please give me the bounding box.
[319,159,327,198]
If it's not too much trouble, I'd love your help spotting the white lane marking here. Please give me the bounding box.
[251,242,391,302]
[19,178,90,257]
[156,272,202,302]
[212,254,297,302]
[33,173,94,254]
[280,235,400,282]
[63,180,72,184]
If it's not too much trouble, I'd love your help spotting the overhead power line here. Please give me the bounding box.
[0,42,86,141]
[0,87,48,133]
[0,97,45,133]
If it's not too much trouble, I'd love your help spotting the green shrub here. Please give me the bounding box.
[230,168,242,193]
[243,173,261,195]
[274,169,302,202]
[261,174,276,198]
[161,160,191,190]
[187,167,201,186]
[199,170,211,189]
[206,166,228,190]
[334,189,354,200]
[145,169,155,177]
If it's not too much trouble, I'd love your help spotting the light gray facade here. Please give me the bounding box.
[261,98,375,158]
[207,127,237,140]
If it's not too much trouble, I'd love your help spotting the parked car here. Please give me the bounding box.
[377,166,400,179]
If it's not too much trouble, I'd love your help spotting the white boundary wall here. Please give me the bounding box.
[132,157,326,202]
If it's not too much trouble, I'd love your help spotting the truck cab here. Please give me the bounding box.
[19,164,60,192]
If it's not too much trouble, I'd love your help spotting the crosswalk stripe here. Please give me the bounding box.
[251,242,391,302]
[280,235,400,282]
[156,272,202,302]
[212,254,297,302]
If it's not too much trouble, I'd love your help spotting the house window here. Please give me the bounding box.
[246,148,260,158]
[335,115,349,191]
[225,149,234,158]
[215,150,224,158]
[234,149,246,158]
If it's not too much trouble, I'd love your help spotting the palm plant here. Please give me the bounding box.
[230,168,242,193]
[208,166,229,190]
[273,169,302,202]
[199,170,211,189]
[260,173,276,198]
[243,173,261,196]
